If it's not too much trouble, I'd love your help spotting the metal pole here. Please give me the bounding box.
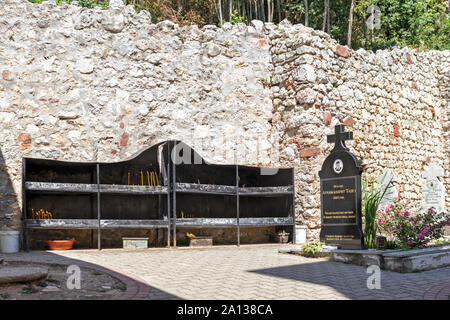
[291,167,296,244]
[172,142,177,247]
[22,158,29,251]
[236,165,240,247]
[97,163,101,250]
[167,143,171,248]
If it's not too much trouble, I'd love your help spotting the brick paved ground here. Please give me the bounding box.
[1,245,449,300]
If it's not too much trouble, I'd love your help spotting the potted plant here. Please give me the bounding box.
[275,230,290,243]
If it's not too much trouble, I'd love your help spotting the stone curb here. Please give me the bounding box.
[1,258,151,300]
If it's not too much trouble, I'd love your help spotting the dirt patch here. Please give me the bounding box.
[0,261,125,300]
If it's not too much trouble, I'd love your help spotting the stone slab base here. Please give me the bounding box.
[122,238,148,249]
[278,246,332,258]
[0,266,48,284]
[189,237,213,247]
[330,245,450,273]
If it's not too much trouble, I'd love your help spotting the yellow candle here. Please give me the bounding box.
[151,172,155,186]
[154,172,159,186]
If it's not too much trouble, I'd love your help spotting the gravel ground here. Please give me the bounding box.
[0,261,126,300]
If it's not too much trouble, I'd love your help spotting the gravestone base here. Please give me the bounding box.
[331,246,450,273]
[320,225,365,250]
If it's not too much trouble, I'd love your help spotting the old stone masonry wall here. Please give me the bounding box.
[0,0,449,241]
[269,22,450,240]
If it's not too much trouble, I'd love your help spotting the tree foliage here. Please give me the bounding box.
[29,0,450,51]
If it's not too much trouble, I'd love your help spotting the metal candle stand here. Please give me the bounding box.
[22,140,295,250]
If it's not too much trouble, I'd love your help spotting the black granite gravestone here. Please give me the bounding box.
[319,124,365,249]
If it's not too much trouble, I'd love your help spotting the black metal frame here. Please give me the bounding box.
[170,141,295,247]
[22,140,295,249]
[22,142,172,250]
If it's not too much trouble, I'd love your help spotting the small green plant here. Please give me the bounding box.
[21,286,37,295]
[385,239,400,250]
[113,283,127,291]
[277,230,288,236]
[362,172,392,248]
[302,242,324,256]
[223,41,230,47]
[92,271,102,276]
[230,10,245,25]
[260,78,269,86]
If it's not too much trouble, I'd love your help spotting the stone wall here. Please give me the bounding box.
[269,21,450,240]
[0,0,448,243]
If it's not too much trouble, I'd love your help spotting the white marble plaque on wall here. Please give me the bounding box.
[422,163,445,213]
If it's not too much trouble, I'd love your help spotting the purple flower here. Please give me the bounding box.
[403,210,410,217]
[409,217,414,222]
[417,233,424,239]
[407,240,414,245]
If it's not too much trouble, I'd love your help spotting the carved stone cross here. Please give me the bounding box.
[422,163,444,180]
[327,124,353,151]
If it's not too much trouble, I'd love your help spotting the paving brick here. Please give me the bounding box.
[1,246,449,300]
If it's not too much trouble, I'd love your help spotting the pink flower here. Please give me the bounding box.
[409,217,414,222]
[408,240,414,245]
[403,210,410,217]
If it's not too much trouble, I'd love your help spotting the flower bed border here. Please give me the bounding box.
[330,245,450,273]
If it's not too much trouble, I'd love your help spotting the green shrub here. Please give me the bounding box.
[362,172,392,248]
[377,206,450,248]
[302,241,324,256]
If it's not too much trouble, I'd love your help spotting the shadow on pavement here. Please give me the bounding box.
[247,260,402,300]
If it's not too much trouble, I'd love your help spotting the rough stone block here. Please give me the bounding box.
[189,236,213,247]
[122,237,148,249]
[299,147,321,158]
